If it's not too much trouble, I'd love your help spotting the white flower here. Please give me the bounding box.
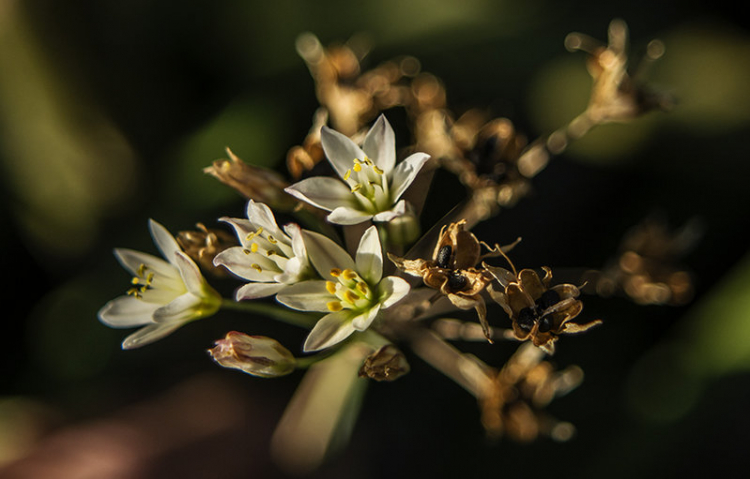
[98,219,221,349]
[284,115,430,225]
[277,226,410,352]
[213,200,315,300]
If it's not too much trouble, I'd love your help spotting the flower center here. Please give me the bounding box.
[342,157,390,213]
[126,263,155,299]
[325,268,374,312]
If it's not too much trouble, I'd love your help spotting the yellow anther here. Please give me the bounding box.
[356,282,369,294]
[330,268,342,277]
[131,277,140,285]
[372,165,384,175]
[127,287,140,297]
[351,184,362,193]
[363,156,373,166]
[344,290,360,303]
[342,269,357,280]
[243,248,252,255]
[326,281,338,295]
[327,301,343,312]
[267,250,276,256]
[343,169,352,181]
[251,263,263,273]
[250,243,259,253]
[137,264,147,276]
[353,163,362,172]
[245,227,264,241]
[267,235,277,244]
[146,272,155,284]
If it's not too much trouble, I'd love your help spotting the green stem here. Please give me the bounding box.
[294,350,335,369]
[220,298,319,329]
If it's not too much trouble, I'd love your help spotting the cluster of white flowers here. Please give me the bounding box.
[99,115,423,353]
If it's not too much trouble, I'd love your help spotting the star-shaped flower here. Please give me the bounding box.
[284,115,430,225]
[213,200,315,300]
[276,225,410,351]
[98,219,221,349]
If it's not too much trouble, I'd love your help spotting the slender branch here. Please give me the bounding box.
[220,298,320,329]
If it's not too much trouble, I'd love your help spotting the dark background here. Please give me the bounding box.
[1,1,749,477]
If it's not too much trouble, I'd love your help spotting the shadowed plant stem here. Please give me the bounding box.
[221,298,319,329]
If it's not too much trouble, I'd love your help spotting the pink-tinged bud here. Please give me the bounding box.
[208,332,296,378]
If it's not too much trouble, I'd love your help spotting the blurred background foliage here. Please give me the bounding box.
[1,0,749,477]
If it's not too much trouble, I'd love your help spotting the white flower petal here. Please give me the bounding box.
[284,223,307,260]
[276,280,333,312]
[246,200,283,237]
[219,217,255,248]
[362,115,395,174]
[285,177,356,213]
[152,293,204,323]
[372,200,407,223]
[351,303,381,331]
[355,226,383,285]
[98,296,159,328]
[114,248,177,280]
[389,152,430,202]
[148,219,182,267]
[236,282,286,300]
[122,321,185,350]
[213,247,279,282]
[301,230,356,278]
[173,251,205,296]
[320,126,367,179]
[303,310,357,352]
[327,206,373,225]
[378,276,411,309]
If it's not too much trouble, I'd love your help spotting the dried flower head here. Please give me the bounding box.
[204,148,295,211]
[487,266,601,354]
[478,343,583,441]
[176,223,236,277]
[389,220,514,341]
[593,216,700,305]
[358,344,410,381]
[565,19,672,135]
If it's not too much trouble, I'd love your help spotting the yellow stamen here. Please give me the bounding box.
[343,169,352,180]
[344,290,360,303]
[351,184,362,193]
[245,227,264,241]
[251,263,263,273]
[342,269,357,280]
[363,156,373,166]
[267,250,276,256]
[243,248,251,255]
[127,287,141,297]
[353,163,362,172]
[330,268,342,277]
[145,272,154,285]
[356,282,369,294]
[372,165,384,175]
[327,301,343,312]
[326,281,338,295]
[250,243,259,253]
[267,235,277,244]
[131,277,140,285]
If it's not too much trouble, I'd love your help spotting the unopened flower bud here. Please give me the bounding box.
[385,208,420,247]
[204,148,295,211]
[208,332,296,378]
[358,345,410,382]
